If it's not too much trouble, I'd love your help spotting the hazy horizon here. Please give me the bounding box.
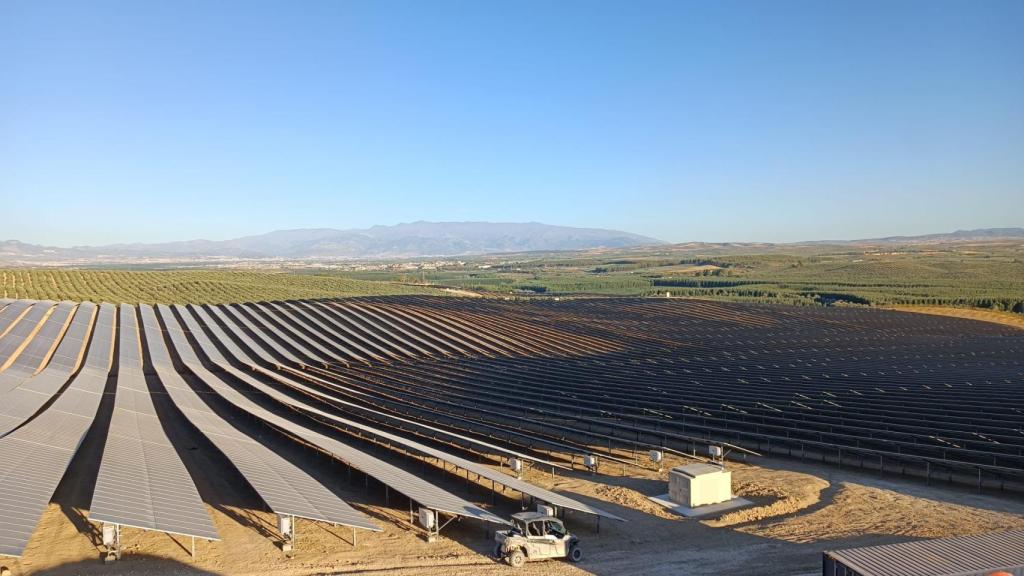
[3,1,1022,246]
[4,220,1023,251]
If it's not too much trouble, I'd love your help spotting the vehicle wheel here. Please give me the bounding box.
[507,548,526,568]
[568,544,583,563]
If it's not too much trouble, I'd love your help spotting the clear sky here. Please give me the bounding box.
[2,0,1021,246]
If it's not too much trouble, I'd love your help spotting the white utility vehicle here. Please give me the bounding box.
[493,511,582,568]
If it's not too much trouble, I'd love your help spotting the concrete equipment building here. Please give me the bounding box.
[668,463,732,508]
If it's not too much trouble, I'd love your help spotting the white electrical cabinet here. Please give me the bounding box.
[668,463,732,508]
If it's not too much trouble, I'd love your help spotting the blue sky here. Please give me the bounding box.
[2,0,1021,245]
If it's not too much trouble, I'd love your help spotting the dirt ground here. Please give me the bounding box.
[4,443,1024,576]
[886,305,1024,330]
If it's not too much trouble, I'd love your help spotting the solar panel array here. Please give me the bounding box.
[825,529,1024,576]
[167,304,509,525]
[294,297,1024,490]
[0,302,92,435]
[0,301,76,391]
[89,305,218,541]
[0,301,56,373]
[0,295,1020,559]
[174,305,615,520]
[0,303,112,557]
[141,304,380,532]
[0,300,33,338]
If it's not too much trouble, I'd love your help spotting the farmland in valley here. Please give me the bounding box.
[0,269,446,304]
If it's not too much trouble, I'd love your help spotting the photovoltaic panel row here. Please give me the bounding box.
[210,305,302,366]
[89,305,217,541]
[190,305,622,521]
[0,303,115,557]
[0,303,95,436]
[289,302,401,361]
[306,300,431,358]
[266,301,378,363]
[0,301,55,373]
[235,303,335,366]
[189,304,621,520]
[349,302,476,357]
[247,302,348,366]
[0,300,32,337]
[173,305,508,526]
[141,304,379,532]
[0,302,76,395]
[361,297,1023,482]
[322,301,446,358]
[185,304,564,473]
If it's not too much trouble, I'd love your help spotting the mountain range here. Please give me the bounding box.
[807,227,1024,245]
[0,222,663,263]
[1,224,1020,265]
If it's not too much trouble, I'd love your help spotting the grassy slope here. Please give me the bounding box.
[0,269,445,304]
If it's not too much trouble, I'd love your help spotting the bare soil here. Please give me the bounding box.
[4,446,1023,576]
[887,305,1024,330]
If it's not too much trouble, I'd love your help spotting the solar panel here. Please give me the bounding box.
[0,301,33,338]
[0,303,115,557]
[298,301,405,361]
[170,306,508,526]
[269,301,383,363]
[248,302,352,365]
[9,302,78,371]
[212,305,304,366]
[0,302,77,395]
[313,300,435,358]
[182,304,561,472]
[825,530,1024,576]
[0,302,55,373]
[177,306,620,521]
[235,303,335,365]
[200,305,281,367]
[372,304,493,357]
[348,302,467,356]
[89,305,217,541]
[141,304,378,532]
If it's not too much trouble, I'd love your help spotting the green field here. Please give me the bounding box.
[0,269,445,304]
[3,240,1022,312]
[340,242,1024,312]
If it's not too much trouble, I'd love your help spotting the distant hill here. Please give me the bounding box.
[0,222,664,263]
[2,225,1020,266]
[809,227,1024,245]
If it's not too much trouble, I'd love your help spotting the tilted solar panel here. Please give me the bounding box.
[0,303,114,557]
[0,302,100,436]
[248,302,350,365]
[142,304,379,532]
[213,305,304,366]
[0,302,77,396]
[0,301,33,338]
[235,303,333,365]
[183,304,560,472]
[0,302,55,373]
[268,301,380,363]
[177,306,621,521]
[309,300,432,358]
[292,301,401,361]
[89,305,217,541]
[172,305,509,525]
